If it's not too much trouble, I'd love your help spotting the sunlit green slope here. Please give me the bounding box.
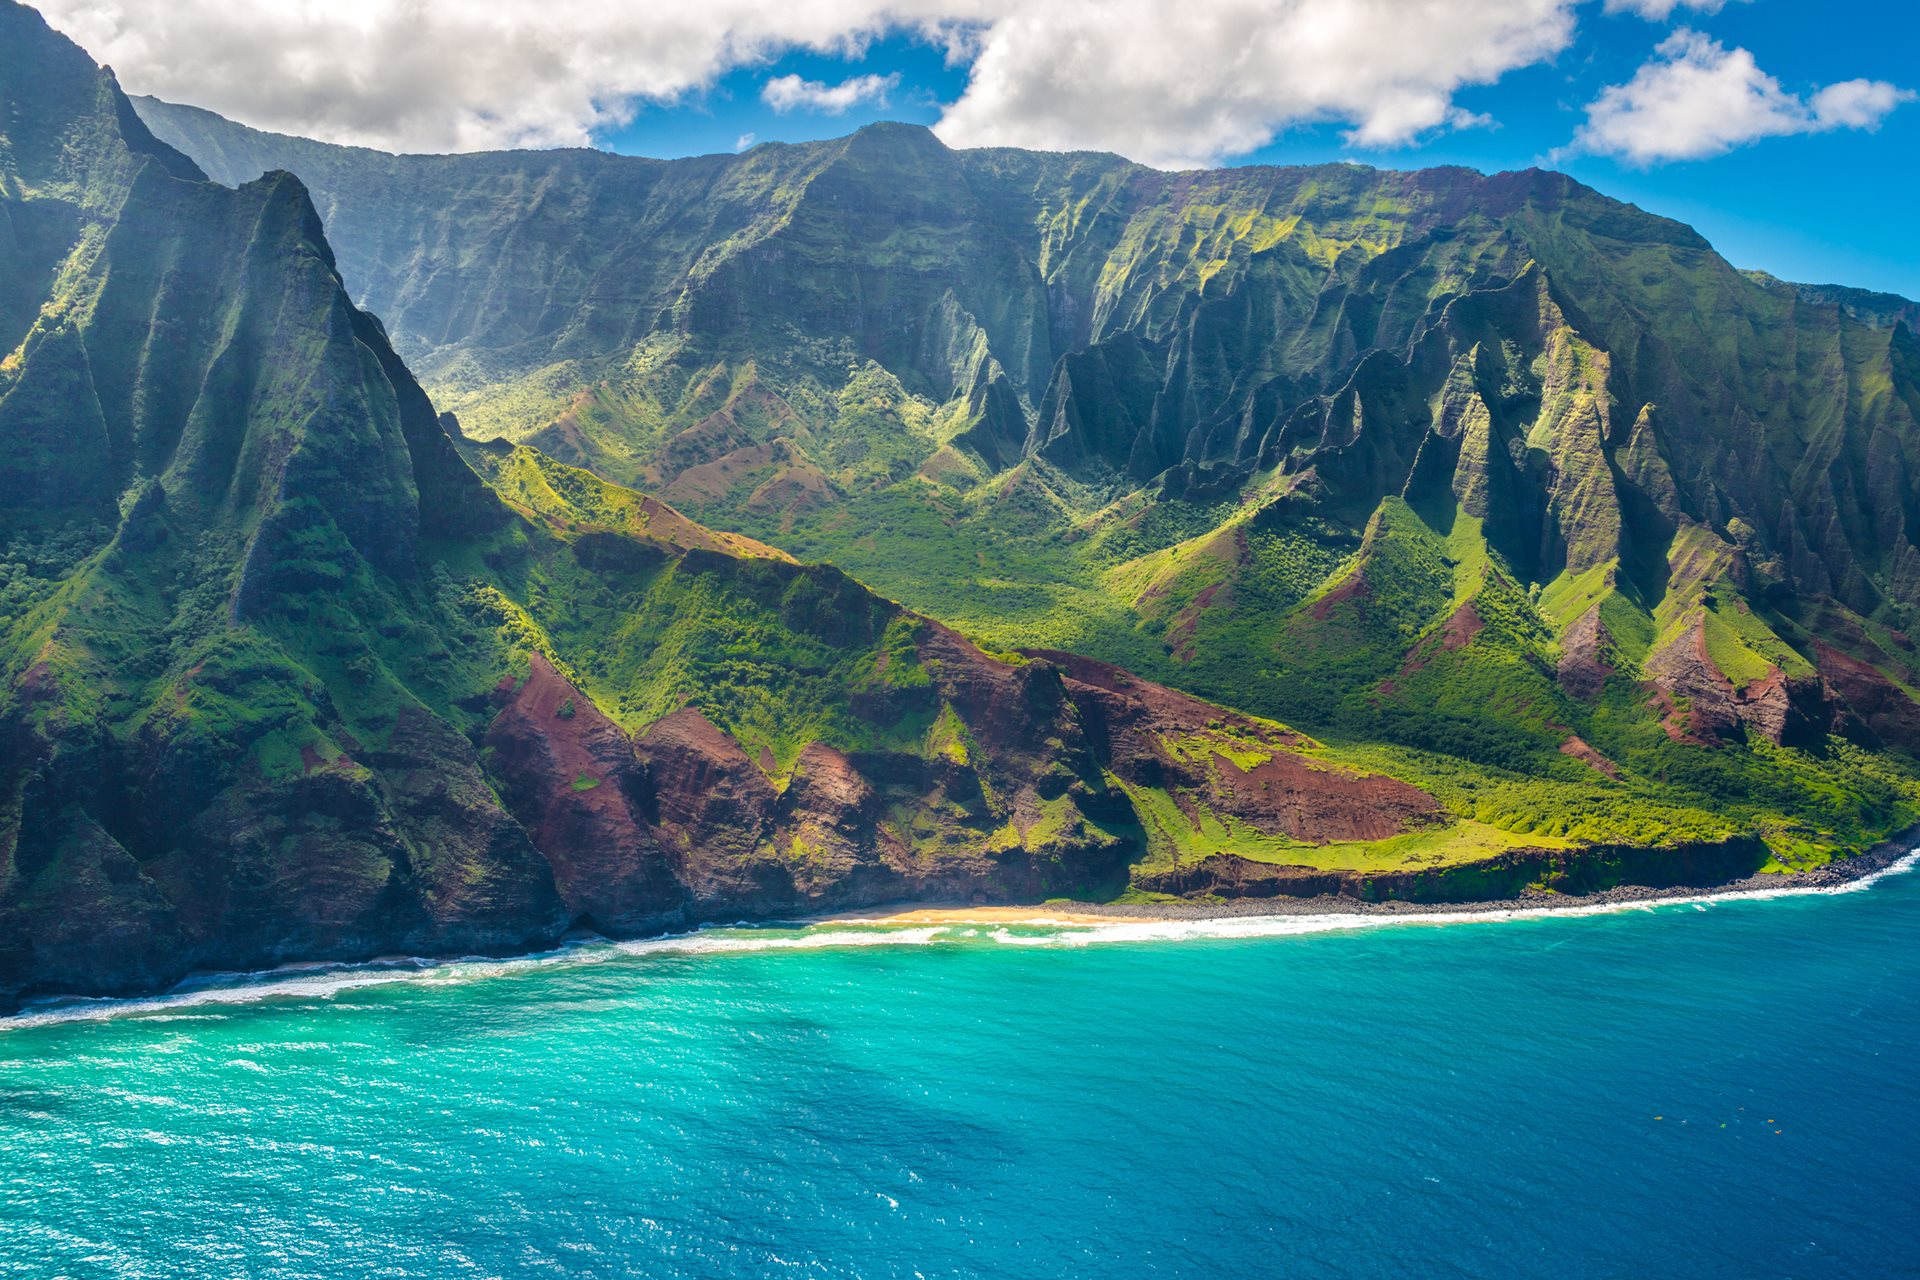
[134,92,1920,869]
[18,3,1708,1005]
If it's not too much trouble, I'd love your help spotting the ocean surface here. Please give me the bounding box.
[5,866,1920,1280]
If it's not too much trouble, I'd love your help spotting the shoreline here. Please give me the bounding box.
[817,828,1920,928]
[7,831,1916,1024]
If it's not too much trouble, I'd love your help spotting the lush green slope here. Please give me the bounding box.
[135,97,1920,613]
[15,4,1690,1005]
[134,91,1920,869]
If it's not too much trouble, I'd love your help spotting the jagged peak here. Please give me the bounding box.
[231,167,339,270]
[0,2,200,188]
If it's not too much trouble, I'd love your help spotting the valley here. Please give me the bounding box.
[3,0,1919,1006]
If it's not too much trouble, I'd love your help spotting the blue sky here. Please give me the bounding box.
[597,0,1920,298]
[45,0,1920,298]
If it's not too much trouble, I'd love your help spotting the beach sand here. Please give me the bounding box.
[824,906,1159,927]
[803,830,1920,932]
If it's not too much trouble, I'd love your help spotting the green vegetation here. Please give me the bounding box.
[5,5,1920,1010]
[127,82,1920,876]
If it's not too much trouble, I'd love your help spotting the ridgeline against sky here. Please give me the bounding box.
[36,0,1920,297]
[5,0,1920,1005]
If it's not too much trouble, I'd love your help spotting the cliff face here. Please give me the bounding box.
[1,4,1481,1006]
[133,95,1920,810]
[477,632,1451,934]
[136,97,1920,626]
[0,1,557,999]
[3,5,1915,1006]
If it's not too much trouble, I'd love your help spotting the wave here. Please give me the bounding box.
[3,959,458,1030]
[9,847,1916,1030]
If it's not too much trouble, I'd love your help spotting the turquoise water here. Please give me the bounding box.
[5,868,1920,1279]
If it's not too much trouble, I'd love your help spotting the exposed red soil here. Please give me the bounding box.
[476,623,1454,931]
[1396,600,1484,681]
[1643,619,1828,747]
[660,407,754,474]
[745,452,837,515]
[1309,572,1368,620]
[1646,688,1704,744]
[1556,605,1612,700]
[1558,735,1621,779]
[1812,641,1920,749]
[482,653,684,929]
[660,441,784,506]
[1438,601,1484,651]
[1018,644,1447,843]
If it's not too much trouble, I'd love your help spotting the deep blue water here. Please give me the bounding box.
[4,868,1919,1280]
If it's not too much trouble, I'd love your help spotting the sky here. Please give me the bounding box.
[36,0,1920,298]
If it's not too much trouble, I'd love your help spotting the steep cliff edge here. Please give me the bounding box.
[129,89,1920,871]
[1,5,1505,1006]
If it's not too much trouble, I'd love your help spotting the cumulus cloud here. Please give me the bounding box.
[35,0,925,153]
[763,72,900,114]
[1808,78,1916,130]
[735,132,758,151]
[933,0,1574,166]
[38,0,1580,166]
[1601,0,1736,20]
[1574,29,1914,164]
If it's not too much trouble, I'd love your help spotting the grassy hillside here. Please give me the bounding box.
[16,4,1786,1005]
[132,88,1920,879]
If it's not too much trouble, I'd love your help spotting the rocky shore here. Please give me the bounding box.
[822,826,1920,928]
[9,830,1915,1019]
[1026,827,1920,923]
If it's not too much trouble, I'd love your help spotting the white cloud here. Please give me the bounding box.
[1601,0,1735,20]
[38,0,1582,166]
[735,132,758,150]
[933,0,1576,167]
[1809,78,1915,129]
[762,72,900,114]
[1574,29,1914,164]
[35,0,929,153]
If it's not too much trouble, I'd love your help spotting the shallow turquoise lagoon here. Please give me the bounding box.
[4,869,1919,1278]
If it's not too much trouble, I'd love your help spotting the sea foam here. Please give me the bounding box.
[8,847,1915,1029]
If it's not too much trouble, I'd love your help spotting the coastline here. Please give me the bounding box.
[7,830,1916,1024]
[822,827,1920,928]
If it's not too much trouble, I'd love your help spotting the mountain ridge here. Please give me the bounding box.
[130,95,1920,746]
[10,3,1738,1007]
[0,3,1912,1006]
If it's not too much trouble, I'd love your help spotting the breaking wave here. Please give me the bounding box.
[9,847,1915,1030]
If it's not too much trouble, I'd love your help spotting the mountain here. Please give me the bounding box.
[1,3,1913,1004]
[1742,270,1920,333]
[130,93,1920,867]
[1,3,1576,1007]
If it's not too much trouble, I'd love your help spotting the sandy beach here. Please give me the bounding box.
[823,906,1156,926]
[807,829,1920,932]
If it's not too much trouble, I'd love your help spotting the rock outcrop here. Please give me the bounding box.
[1136,836,1772,903]
[469,633,1452,939]
[1644,622,1830,747]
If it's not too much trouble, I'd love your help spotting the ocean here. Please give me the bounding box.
[5,864,1919,1279]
